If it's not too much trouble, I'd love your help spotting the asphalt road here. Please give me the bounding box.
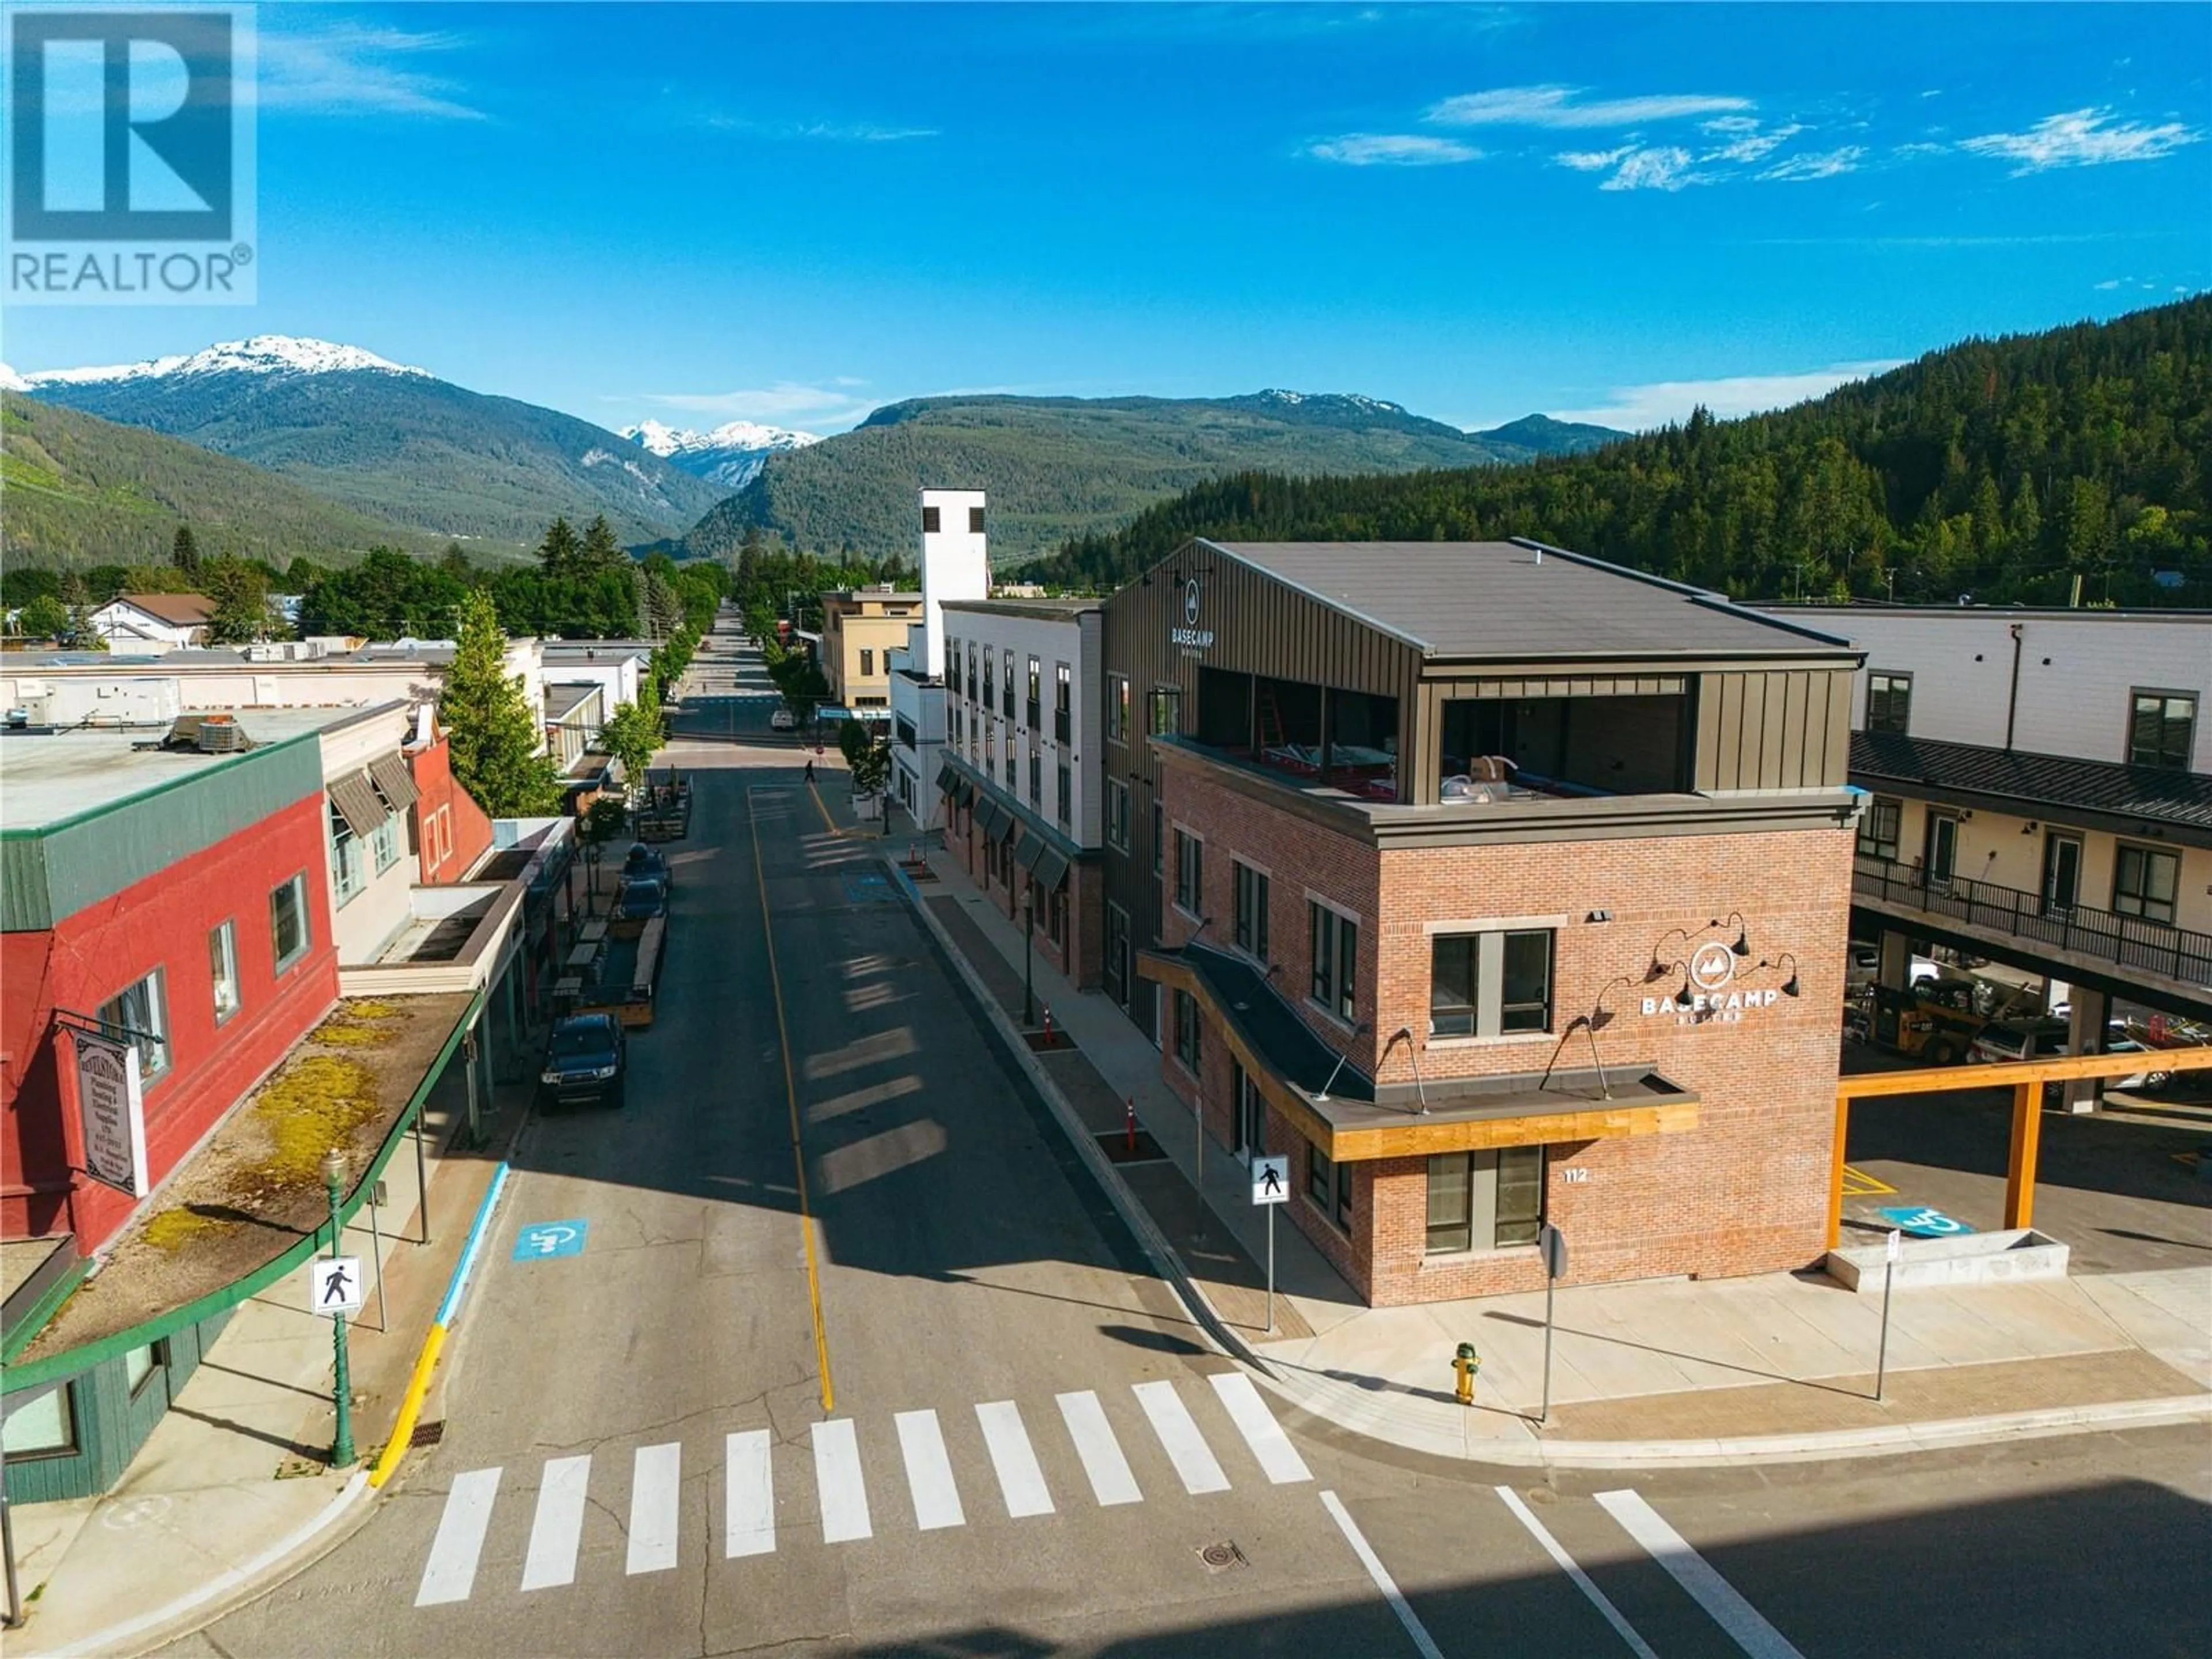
[158,618,2212,1659]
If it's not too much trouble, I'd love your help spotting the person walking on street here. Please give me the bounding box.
[804,756,815,784]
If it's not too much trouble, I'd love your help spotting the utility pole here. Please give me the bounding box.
[321,1149,355,1468]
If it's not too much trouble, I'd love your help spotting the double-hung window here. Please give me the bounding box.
[1106,778,1130,850]
[99,968,171,1082]
[1149,687,1180,736]
[271,872,312,972]
[1029,752,1043,807]
[982,650,995,710]
[1108,675,1130,743]
[1173,988,1201,1074]
[1856,796,1902,862]
[1866,672,1912,735]
[2129,691,2196,770]
[1425,1147,1545,1254]
[1233,861,1270,961]
[1173,828,1203,916]
[1026,656,1041,729]
[1056,762,1071,827]
[370,812,403,875]
[1429,930,1554,1038]
[1002,650,1016,718]
[330,802,365,906]
[1309,902,1358,1024]
[2113,843,2180,924]
[1307,1143,1353,1229]
[209,921,241,1024]
[1054,663,1072,744]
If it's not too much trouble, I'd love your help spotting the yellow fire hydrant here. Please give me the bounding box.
[1452,1342,1480,1407]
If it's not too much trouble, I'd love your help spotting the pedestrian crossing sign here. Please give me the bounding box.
[309,1255,364,1316]
[1251,1155,1289,1205]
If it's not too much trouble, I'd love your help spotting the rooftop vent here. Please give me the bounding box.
[164,713,253,753]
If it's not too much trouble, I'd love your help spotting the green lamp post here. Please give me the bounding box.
[320,1148,355,1468]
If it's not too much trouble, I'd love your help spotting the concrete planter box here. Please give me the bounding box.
[1825,1228,2070,1294]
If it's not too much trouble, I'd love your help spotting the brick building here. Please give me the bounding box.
[937,598,1106,990]
[1103,539,1864,1305]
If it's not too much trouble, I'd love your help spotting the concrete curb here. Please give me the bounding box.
[882,856,1270,1377]
[24,1472,371,1659]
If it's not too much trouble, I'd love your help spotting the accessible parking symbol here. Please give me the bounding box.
[514,1219,589,1261]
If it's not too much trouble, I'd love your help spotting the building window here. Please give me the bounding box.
[1149,687,1180,736]
[1233,861,1270,961]
[209,921,241,1024]
[1056,762,1071,827]
[1307,1143,1353,1230]
[330,801,365,906]
[1055,662,1072,744]
[1107,778,1130,850]
[2112,843,2180,925]
[1426,1146,1545,1255]
[1309,902,1358,1024]
[0,1382,77,1458]
[2129,691,2196,770]
[371,812,403,875]
[1006,749,1018,789]
[1429,930,1554,1039]
[983,650,995,709]
[271,872,312,971]
[969,505,986,533]
[1108,674,1130,743]
[1857,796,1902,862]
[1048,882,1067,946]
[1002,650,1015,718]
[1029,752,1043,807]
[923,505,941,533]
[1866,672,1912,735]
[860,647,874,677]
[98,968,171,1081]
[968,645,978,703]
[124,1340,166,1397]
[1027,656,1041,728]
[1152,800,1164,875]
[986,719,997,766]
[1173,988,1201,1074]
[1174,828,1203,917]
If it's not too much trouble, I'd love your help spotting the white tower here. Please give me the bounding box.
[918,488,989,678]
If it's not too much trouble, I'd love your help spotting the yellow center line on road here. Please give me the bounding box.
[747,785,836,1415]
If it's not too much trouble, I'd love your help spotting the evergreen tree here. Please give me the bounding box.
[171,525,202,582]
[202,556,274,643]
[580,514,626,573]
[440,541,472,577]
[537,516,582,578]
[439,591,562,816]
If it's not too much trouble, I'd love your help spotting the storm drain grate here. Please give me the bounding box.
[410,1419,446,1448]
[1198,1541,1247,1572]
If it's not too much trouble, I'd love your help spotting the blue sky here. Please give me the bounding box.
[7,2,2209,434]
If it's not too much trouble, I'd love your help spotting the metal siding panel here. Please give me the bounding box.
[1825,669,1855,786]
[1694,676,1722,790]
[1715,674,1744,788]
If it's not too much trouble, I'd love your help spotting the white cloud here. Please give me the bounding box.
[1600,147,1706,192]
[258,24,483,119]
[700,113,936,142]
[1702,115,1763,134]
[1760,145,1866,181]
[1555,145,1634,172]
[1306,133,1481,166]
[2093,278,2123,290]
[1704,123,1803,165]
[1959,108,2204,173]
[637,382,879,426]
[1426,84,1751,129]
[1548,361,1906,430]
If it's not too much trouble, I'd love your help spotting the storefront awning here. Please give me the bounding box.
[935,759,960,794]
[369,752,421,815]
[1013,834,1048,873]
[1030,846,1071,891]
[954,779,975,808]
[327,769,388,839]
[976,799,1009,842]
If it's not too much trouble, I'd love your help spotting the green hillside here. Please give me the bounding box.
[1030,298,2212,608]
[1,393,454,568]
[679,391,1619,565]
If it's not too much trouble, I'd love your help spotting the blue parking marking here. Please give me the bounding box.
[842,868,895,906]
[513,1219,589,1260]
[1876,1205,1975,1237]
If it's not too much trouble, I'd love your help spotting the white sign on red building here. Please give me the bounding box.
[75,1030,150,1198]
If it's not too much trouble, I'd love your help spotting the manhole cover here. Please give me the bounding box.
[411,1419,446,1447]
[1198,1541,1246,1571]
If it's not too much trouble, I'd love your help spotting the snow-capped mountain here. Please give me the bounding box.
[0,362,29,392]
[619,418,821,490]
[19,334,431,386]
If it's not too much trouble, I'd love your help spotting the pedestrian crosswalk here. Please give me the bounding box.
[412,1372,1309,1607]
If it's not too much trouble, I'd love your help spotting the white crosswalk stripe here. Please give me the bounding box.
[410,1374,1308,1604]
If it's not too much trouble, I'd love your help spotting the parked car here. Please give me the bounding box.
[1970,1016,2073,1066]
[623,843,672,892]
[538,1013,626,1109]
[770,707,797,732]
[1844,943,1880,993]
[612,876,668,937]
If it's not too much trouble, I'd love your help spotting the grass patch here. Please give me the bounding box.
[249,1054,380,1186]
[315,1021,393,1048]
[142,1209,230,1252]
[342,999,402,1021]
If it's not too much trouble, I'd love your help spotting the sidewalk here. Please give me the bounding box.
[893,815,2212,1468]
[6,1066,529,1657]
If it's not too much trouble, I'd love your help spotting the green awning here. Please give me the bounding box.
[1013,834,1048,873]
[1031,846,1071,892]
[935,759,960,794]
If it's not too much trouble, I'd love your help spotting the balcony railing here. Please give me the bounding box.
[1853,857,2212,987]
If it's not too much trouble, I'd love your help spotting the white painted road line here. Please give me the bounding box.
[725,1430,776,1558]
[1493,1486,1658,1659]
[895,1409,967,1531]
[519,1456,592,1592]
[627,1443,683,1575]
[976,1401,1055,1518]
[813,1418,874,1542]
[1319,1490,1445,1659]
[1133,1380,1230,1495]
[1056,1390,1142,1506]
[416,1467,502,1608]
[1596,1489,1807,1659]
[1209,1372,1312,1484]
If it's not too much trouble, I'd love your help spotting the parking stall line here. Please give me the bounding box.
[1595,1489,1806,1659]
[1209,1372,1312,1484]
[519,1456,592,1591]
[1056,1390,1143,1506]
[415,1468,502,1608]
[1133,1380,1230,1495]
[895,1409,968,1531]
[813,1418,874,1542]
[626,1444,683,1575]
[975,1401,1055,1518]
[1318,1490,1445,1659]
[725,1430,776,1558]
[1493,1486,1659,1659]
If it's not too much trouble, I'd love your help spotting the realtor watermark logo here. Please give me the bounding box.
[5,4,256,303]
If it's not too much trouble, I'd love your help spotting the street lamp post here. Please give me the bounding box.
[320,1149,355,1468]
[1022,885,1036,1027]
[585,842,601,916]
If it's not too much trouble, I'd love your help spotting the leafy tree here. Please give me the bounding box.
[18,594,70,638]
[768,647,829,727]
[438,591,562,816]
[599,700,663,791]
[302,548,467,637]
[171,525,202,581]
[2,567,62,608]
[202,556,275,643]
[838,718,892,796]
[284,556,328,593]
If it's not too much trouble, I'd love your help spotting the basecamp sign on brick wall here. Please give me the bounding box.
[1642,940,1783,1026]
[75,1029,151,1198]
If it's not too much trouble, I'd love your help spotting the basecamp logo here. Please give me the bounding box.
[1169,575,1214,650]
[5,5,257,303]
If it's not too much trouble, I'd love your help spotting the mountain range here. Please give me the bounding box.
[619,418,821,490]
[13,336,728,548]
[677,391,1622,564]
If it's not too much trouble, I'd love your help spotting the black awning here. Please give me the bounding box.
[369,752,421,815]
[327,769,388,839]
[976,799,1009,841]
[1013,834,1047,872]
[953,779,975,808]
[1031,846,1071,892]
[935,759,960,794]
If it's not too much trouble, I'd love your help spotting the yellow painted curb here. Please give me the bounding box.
[369,1321,447,1488]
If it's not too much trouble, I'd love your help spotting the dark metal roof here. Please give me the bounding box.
[1200,539,1853,661]
[1152,942,1374,1103]
[1851,732,2212,834]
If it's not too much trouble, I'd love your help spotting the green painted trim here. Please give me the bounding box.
[0,1253,90,1365]
[2,988,483,1394]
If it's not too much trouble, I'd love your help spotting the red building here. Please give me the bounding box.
[2,713,346,1254]
[406,713,495,885]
